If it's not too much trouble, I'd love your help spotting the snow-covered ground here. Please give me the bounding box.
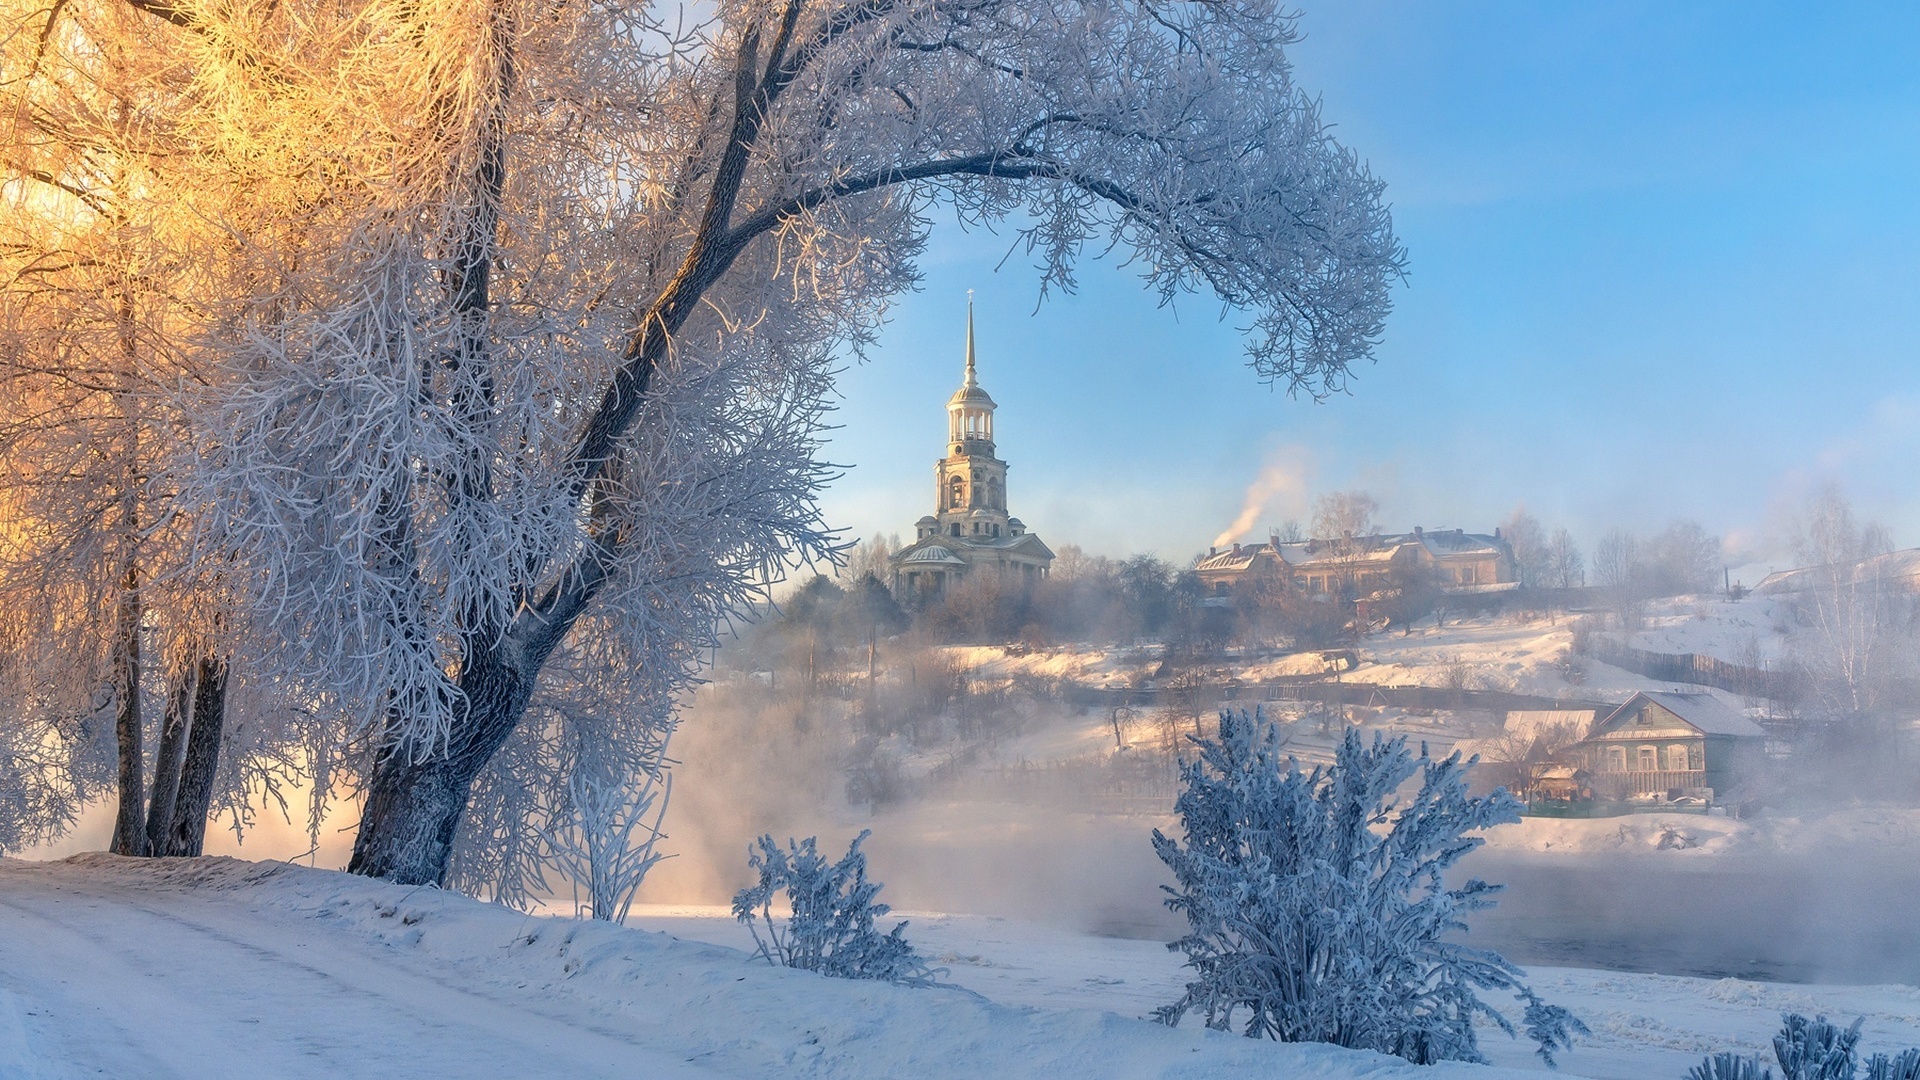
[0,854,1539,1080]
[6,854,1920,1080]
[626,905,1920,1080]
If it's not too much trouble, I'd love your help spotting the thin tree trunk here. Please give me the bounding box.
[166,657,228,856]
[108,578,146,857]
[144,668,194,855]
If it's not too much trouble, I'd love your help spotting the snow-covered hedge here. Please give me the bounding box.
[1151,708,1585,1066]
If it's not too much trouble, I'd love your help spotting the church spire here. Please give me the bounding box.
[964,289,977,388]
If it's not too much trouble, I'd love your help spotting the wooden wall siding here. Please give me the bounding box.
[1593,769,1709,797]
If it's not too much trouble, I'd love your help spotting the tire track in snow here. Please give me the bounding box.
[0,874,723,1080]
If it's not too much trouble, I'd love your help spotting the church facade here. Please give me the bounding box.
[888,301,1054,601]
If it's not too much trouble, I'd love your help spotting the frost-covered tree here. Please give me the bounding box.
[732,829,932,984]
[35,0,1402,885]
[0,0,263,858]
[542,755,672,924]
[1151,709,1585,1066]
[1543,528,1585,590]
[1789,486,1904,716]
[1646,519,1722,597]
[1311,491,1379,545]
[1501,509,1549,587]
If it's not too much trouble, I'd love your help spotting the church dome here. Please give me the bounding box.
[902,545,966,565]
[948,384,996,409]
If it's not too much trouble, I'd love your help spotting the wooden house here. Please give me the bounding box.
[1570,691,1765,802]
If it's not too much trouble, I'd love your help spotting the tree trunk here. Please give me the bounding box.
[165,657,228,857]
[144,669,194,855]
[108,584,146,857]
[347,649,538,885]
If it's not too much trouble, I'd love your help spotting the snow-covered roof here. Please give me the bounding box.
[1595,691,1766,738]
[1506,710,1599,737]
[1755,548,1920,595]
[1196,529,1509,573]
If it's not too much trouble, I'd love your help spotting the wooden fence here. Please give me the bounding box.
[1581,640,1802,703]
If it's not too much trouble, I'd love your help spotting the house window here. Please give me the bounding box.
[1607,747,1626,772]
[1666,744,1690,771]
[949,523,960,537]
[1638,746,1657,771]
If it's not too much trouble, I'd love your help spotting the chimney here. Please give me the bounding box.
[1232,543,1243,556]
[1208,546,1217,557]
[1414,525,1422,536]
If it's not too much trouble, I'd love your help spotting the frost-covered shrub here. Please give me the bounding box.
[1776,1014,1862,1080]
[732,830,933,985]
[1151,708,1586,1066]
[1688,1052,1773,1080]
[1866,1049,1920,1080]
[1684,1013,1920,1080]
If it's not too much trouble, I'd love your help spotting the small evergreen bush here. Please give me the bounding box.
[1151,708,1586,1066]
[732,829,934,984]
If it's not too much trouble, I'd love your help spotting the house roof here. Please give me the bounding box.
[1506,710,1599,738]
[1595,691,1766,738]
[1755,548,1920,595]
[1196,529,1510,575]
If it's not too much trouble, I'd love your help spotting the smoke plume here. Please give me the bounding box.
[1212,448,1311,549]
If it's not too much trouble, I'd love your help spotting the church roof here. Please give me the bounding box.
[948,384,996,408]
[900,545,967,565]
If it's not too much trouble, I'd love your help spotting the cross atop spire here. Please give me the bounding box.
[964,290,977,388]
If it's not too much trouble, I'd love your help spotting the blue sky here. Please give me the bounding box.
[816,2,1920,576]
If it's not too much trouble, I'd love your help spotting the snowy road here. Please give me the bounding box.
[0,855,1533,1080]
[0,866,721,1080]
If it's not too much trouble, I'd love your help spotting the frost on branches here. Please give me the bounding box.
[5,0,1404,885]
[732,830,933,985]
[1151,709,1586,1066]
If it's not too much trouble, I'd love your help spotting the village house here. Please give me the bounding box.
[1192,527,1518,598]
[888,300,1054,601]
[1567,691,1766,803]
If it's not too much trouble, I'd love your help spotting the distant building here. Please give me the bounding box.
[888,300,1054,601]
[1755,548,1920,595]
[1567,691,1766,802]
[1192,527,1518,598]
